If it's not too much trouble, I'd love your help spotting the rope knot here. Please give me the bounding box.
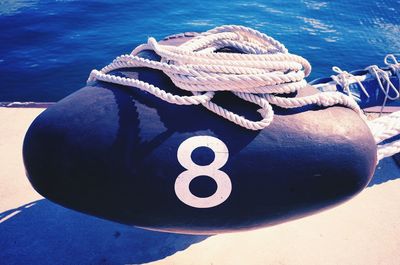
[331,66,369,98]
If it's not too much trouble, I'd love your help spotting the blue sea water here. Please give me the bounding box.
[0,0,399,102]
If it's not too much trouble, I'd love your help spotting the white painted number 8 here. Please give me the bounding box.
[175,136,232,208]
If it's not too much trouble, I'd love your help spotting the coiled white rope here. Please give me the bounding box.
[88,25,399,161]
[331,54,400,161]
[88,25,361,131]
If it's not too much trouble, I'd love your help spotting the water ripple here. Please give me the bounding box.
[0,0,38,16]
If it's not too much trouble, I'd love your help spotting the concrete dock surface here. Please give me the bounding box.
[0,107,399,265]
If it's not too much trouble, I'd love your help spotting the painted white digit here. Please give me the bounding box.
[175,136,232,208]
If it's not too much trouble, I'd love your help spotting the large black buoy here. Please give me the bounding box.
[23,35,377,234]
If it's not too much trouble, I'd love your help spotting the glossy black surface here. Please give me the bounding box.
[23,41,377,234]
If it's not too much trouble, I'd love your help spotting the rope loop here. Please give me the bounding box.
[384,54,400,88]
[365,65,400,101]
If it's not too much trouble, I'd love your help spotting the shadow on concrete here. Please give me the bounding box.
[0,200,208,265]
[368,157,400,187]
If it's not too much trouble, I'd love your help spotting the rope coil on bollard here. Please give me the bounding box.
[88,25,361,131]
[88,25,400,161]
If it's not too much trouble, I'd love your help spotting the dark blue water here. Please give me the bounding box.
[0,0,399,102]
